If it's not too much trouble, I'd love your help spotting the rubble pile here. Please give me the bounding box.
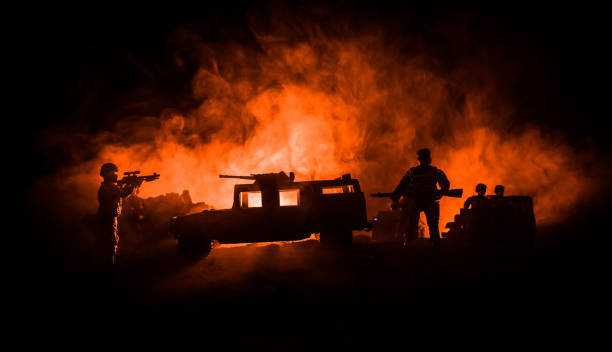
[119,190,209,247]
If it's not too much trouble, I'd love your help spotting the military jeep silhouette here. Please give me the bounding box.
[170,172,368,256]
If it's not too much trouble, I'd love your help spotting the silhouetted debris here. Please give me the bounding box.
[117,190,210,250]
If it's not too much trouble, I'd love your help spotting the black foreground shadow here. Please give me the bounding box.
[22,200,607,346]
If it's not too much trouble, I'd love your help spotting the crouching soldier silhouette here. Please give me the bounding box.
[391,148,450,253]
[97,163,136,266]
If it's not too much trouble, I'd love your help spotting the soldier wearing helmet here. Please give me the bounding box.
[97,163,136,266]
[391,148,450,253]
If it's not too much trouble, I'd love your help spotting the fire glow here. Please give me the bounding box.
[56,27,595,238]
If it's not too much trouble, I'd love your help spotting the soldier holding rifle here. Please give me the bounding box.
[372,148,461,253]
[97,163,159,266]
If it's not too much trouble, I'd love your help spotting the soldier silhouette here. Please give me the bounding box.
[464,183,493,238]
[97,163,136,266]
[493,185,504,198]
[489,184,505,209]
[464,183,488,210]
[392,148,450,253]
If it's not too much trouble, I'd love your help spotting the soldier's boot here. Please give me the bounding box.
[403,230,416,249]
[431,239,441,255]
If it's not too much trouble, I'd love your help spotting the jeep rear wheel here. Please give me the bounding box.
[320,229,353,247]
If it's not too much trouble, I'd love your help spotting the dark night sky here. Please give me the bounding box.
[23,2,611,184]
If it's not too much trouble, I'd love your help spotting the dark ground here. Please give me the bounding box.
[20,207,607,347]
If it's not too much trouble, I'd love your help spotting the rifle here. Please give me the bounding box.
[371,189,463,199]
[118,171,160,187]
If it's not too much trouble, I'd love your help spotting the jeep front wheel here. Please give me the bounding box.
[177,235,212,258]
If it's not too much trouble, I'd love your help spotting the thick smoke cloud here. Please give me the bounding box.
[31,7,607,255]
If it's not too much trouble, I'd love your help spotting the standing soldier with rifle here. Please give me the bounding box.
[97,163,159,266]
[390,148,452,253]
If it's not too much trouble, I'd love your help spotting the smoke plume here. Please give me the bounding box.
[32,8,606,249]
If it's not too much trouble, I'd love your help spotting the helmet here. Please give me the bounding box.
[100,163,118,176]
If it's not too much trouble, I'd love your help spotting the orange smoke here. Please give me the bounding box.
[57,29,596,236]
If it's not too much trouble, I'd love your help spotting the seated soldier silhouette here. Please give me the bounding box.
[463,183,491,238]
[493,185,504,198]
[489,184,506,208]
[464,183,488,210]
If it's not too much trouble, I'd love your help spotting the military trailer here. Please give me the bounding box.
[442,195,536,248]
[170,172,368,256]
[370,210,403,243]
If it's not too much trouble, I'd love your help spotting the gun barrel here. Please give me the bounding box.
[370,189,463,198]
[142,173,160,181]
[219,175,256,180]
[443,189,463,198]
[370,192,395,198]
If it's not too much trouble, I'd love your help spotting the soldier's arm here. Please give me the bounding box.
[464,197,472,209]
[120,184,136,198]
[391,172,411,202]
[436,169,450,191]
